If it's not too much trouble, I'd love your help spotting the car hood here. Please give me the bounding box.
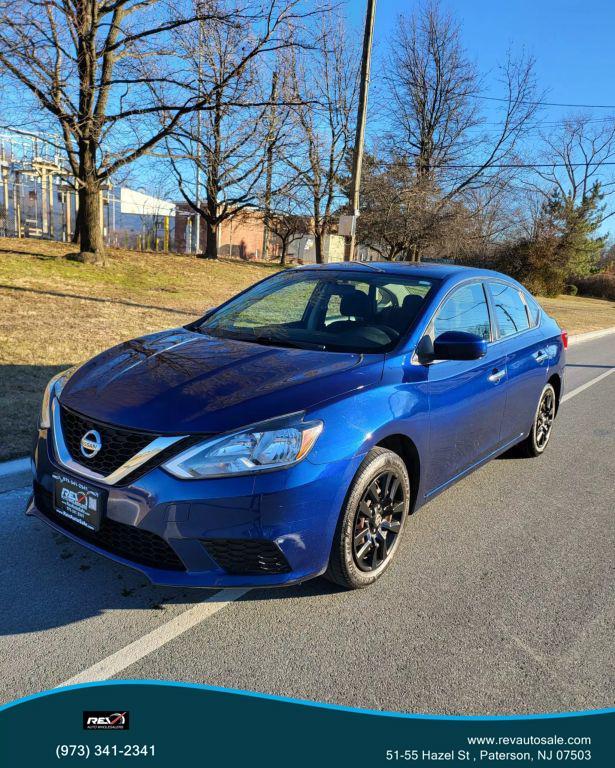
[60,328,383,434]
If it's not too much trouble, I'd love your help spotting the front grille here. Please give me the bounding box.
[201,538,291,575]
[34,482,185,571]
[60,405,154,477]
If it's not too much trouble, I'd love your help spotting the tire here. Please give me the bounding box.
[325,446,410,589]
[519,383,557,458]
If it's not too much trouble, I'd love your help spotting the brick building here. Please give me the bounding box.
[175,205,281,259]
[174,204,350,262]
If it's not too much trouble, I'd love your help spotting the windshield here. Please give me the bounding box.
[197,270,438,353]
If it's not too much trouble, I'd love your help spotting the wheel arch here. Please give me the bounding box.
[375,433,421,513]
[548,372,562,414]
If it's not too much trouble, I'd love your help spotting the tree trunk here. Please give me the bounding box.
[71,201,82,244]
[262,221,270,261]
[73,138,106,263]
[71,182,105,264]
[78,184,103,251]
[314,231,323,264]
[202,219,218,259]
[199,190,219,259]
[280,241,287,266]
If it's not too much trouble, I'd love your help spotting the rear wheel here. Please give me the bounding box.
[519,383,557,457]
[325,447,410,589]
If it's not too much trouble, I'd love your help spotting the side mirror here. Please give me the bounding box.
[433,331,487,361]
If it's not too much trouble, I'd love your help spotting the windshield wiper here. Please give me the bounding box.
[194,326,327,351]
[251,334,327,351]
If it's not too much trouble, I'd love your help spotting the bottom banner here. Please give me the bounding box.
[0,682,612,767]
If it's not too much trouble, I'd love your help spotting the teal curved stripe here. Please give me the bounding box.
[2,679,613,721]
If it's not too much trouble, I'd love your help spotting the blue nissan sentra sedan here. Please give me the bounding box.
[27,262,567,589]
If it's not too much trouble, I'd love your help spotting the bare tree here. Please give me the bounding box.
[377,0,539,259]
[289,13,358,263]
[261,180,309,264]
[532,114,615,223]
[165,6,267,259]
[353,153,430,259]
[386,2,480,181]
[354,151,477,261]
[0,0,309,261]
[164,3,316,260]
[388,1,538,193]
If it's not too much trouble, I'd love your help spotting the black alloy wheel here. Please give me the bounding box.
[325,446,410,589]
[535,386,556,450]
[353,471,405,572]
[519,382,557,457]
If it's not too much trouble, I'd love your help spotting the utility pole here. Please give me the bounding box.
[344,0,377,262]
[194,2,203,255]
[261,70,279,261]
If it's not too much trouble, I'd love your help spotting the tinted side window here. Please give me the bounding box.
[489,283,530,337]
[433,282,491,341]
[523,293,541,327]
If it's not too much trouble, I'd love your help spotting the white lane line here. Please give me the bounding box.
[562,367,615,403]
[58,588,249,687]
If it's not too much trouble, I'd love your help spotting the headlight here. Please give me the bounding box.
[39,367,78,429]
[162,418,323,479]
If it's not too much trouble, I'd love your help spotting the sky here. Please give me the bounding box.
[347,0,615,114]
[345,0,615,232]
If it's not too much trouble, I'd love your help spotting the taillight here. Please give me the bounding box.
[561,330,568,349]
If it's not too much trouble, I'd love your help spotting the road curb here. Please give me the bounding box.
[0,325,614,480]
[0,456,30,478]
[567,326,615,346]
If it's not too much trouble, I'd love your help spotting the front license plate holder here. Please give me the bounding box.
[52,474,106,532]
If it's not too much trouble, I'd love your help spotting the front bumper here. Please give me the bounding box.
[27,429,360,588]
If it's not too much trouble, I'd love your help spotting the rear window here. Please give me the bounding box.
[523,293,542,327]
[489,282,530,338]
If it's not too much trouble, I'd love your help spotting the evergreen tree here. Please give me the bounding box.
[546,182,606,279]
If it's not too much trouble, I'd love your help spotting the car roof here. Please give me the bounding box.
[294,260,508,282]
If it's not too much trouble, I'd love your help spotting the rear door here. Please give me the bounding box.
[425,281,508,494]
[486,281,549,444]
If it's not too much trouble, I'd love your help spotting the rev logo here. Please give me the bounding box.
[83,711,130,730]
[61,488,87,509]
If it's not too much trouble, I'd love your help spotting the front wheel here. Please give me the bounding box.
[519,383,557,457]
[325,447,410,589]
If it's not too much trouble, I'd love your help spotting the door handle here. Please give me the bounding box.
[535,350,548,363]
[488,369,506,383]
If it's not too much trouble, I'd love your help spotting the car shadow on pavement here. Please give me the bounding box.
[495,445,527,461]
[0,496,219,636]
[244,578,349,603]
[0,490,342,636]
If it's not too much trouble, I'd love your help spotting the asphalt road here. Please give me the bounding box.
[1,335,613,715]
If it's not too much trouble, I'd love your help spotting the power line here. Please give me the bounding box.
[380,160,615,170]
[477,95,615,110]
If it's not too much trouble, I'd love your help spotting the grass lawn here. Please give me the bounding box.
[1,237,614,460]
[537,294,615,336]
[0,238,279,461]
